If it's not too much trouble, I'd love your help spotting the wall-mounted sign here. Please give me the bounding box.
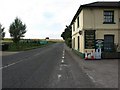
[95,39,104,51]
[85,30,95,49]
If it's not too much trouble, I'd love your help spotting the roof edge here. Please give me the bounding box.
[70,1,120,26]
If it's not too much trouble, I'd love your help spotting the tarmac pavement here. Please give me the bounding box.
[65,45,118,88]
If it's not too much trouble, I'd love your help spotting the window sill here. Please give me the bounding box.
[103,22,116,24]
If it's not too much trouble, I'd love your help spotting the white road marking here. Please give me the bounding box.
[86,73,96,83]
[58,74,62,79]
[0,52,43,69]
[61,59,64,63]
[0,56,35,70]
[1,59,24,69]
[59,66,62,70]
[62,56,64,59]
[60,64,68,67]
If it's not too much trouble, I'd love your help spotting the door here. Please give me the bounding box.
[104,35,114,52]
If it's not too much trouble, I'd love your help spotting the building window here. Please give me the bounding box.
[78,36,80,50]
[77,17,79,28]
[73,23,75,31]
[103,10,115,24]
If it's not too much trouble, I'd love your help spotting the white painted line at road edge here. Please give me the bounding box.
[1,59,24,69]
[0,52,43,70]
[0,57,33,70]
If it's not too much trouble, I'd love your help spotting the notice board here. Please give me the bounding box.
[85,30,95,49]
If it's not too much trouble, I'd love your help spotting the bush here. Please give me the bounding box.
[2,44,9,51]
[65,38,72,48]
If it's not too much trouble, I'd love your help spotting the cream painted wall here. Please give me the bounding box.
[73,35,77,50]
[118,9,120,44]
[80,31,85,53]
[83,8,119,30]
[72,7,120,53]
[72,32,85,53]
[78,10,84,30]
[96,29,118,44]
[72,10,84,36]
[117,9,120,52]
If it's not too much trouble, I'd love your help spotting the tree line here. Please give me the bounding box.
[0,17,27,43]
[61,25,72,48]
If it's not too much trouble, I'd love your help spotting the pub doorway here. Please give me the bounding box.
[104,35,114,52]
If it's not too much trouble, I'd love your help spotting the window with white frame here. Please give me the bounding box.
[77,16,79,28]
[103,10,115,24]
[73,23,75,31]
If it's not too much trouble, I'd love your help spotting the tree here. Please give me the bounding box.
[0,24,5,40]
[9,17,26,43]
[61,25,72,48]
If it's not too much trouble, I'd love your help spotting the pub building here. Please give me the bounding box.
[70,1,120,59]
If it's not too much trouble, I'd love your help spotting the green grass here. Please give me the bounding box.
[2,39,13,43]
[5,41,55,51]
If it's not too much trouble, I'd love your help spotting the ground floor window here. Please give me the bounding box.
[104,35,114,52]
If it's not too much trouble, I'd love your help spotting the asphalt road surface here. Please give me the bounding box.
[2,43,96,88]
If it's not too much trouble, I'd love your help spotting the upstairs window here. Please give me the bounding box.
[78,36,80,50]
[73,23,75,31]
[77,17,79,28]
[103,10,115,24]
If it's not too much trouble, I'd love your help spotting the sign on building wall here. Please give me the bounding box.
[95,39,104,51]
[85,30,95,49]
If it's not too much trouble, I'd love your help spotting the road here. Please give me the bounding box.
[2,43,96,88]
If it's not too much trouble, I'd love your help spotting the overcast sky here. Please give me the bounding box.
[0,0,117,39]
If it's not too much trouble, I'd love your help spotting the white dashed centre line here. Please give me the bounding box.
[62,56,64,59]
[59,66,62,70]
[58,74,62,79]
[57,49,65,81]
[61,59,64,63]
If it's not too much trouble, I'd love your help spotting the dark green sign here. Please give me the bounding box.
[85,30,95,49]
[95,39,104,49]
